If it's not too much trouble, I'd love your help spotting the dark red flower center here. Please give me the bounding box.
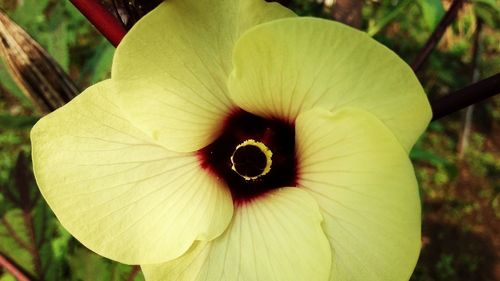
[198,110,297,204]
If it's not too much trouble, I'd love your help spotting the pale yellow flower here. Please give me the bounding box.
[31,1,431,280]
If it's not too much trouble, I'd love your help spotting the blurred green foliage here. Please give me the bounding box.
[0,0,498,280]
[0,1,143,280]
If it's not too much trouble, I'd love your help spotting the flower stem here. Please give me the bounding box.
[431,73,500,121]
[69,0,126,47]
[411,0,466,72]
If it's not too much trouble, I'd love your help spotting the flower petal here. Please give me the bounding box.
[112,0,295,152]
[229,17,431,152]
[31,80,233,264]
[111,80,227,152]
[296,108,421,281]
[142,188,331,281]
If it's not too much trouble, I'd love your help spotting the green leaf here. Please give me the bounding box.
[410,148,450,166]
[0,202,65,280]
[368,0,414,36]
[0,209,35,277]
[11,0,49,21]
[90,41,115,83]
[417,0,445,29]
[0,194,10,218]
[45,21,70,71]
[11,0,50,33]
[68,249,110,281]
[474,0,500,11]
[0,153,64,280]
[68,249,145,281]
[33,202,68,280]
[43,2,77,72]
[0,115,39,129]
[0,273,17,281]
[79,39,115,84]
[474,0,500,27]
[0,61,31,106]
[3,153,38,210]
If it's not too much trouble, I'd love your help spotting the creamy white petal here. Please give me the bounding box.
[229,18,431,152]
[296,108,421,281]
[142,188,331,281]
[31,80,233,264]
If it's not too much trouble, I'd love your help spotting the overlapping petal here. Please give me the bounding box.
[229,17,431,152]
[142,188,331,281]
[31,80,233,264]
[113,0,295,152]
[296,108,421,281]
[110,80,226,152]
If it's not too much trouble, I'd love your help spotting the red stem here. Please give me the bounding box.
[0,254,31,281]
[411,0,466,72]
[69,0,126,47]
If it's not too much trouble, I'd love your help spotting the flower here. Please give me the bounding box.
[30,0,432,280]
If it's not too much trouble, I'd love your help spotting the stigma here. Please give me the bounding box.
[231,139,273,181]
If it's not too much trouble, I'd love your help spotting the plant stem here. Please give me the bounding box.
[458,19,482,159]
[431,73,499,121]
[411,0,466,72]
[0,253,31,281]
[69,0,126,47]
[126,266,140,281]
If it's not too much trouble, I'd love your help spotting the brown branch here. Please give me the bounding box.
[431,73,500,121]
[411,0,466,72]
[0,253,31,281]
[69,0,127,47]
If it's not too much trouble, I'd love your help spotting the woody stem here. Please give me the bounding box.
[411,0,466,72]
[431,73,500,121]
